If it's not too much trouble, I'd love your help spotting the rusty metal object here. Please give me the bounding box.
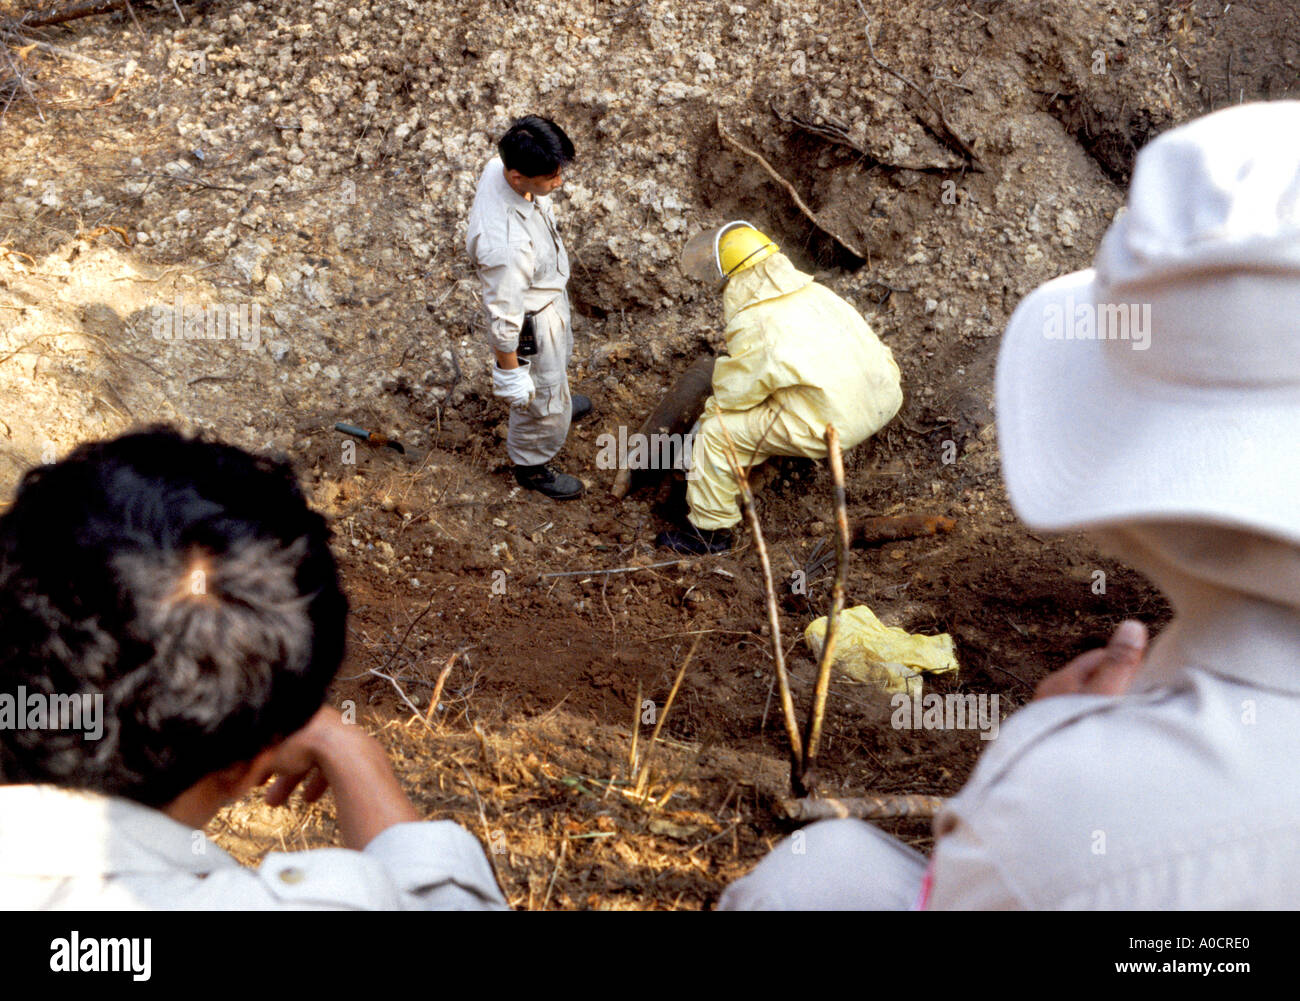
[852,513,956,548]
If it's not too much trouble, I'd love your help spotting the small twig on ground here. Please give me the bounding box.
[759,674,776,732]
[124,169,246,194]
[1,32,108,67]
[634,633,703,799]
[369,665,427,722]
[447,752,501,889]
[1,42,44,122]
[782,794,945,821]
[627,677,641,778]
[653,743,707,809]
[540,558,692,579]
[770,98,961,174]
[0,333,61,366]
[122,0,144,39]
[542,837,568,910]
[370,594,436,694]
[6,0,165,29]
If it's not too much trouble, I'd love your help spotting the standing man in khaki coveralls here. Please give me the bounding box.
[466,116,591,500]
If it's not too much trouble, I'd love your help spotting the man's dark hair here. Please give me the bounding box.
[498,115,575,178]
[0,428,347,807]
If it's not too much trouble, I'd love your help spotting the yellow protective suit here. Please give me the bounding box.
[687,253,903,531]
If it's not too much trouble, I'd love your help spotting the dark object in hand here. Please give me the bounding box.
[518,313,538,357]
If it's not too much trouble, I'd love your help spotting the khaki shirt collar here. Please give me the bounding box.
[491,158,537,219]
[1133,594,1300,695]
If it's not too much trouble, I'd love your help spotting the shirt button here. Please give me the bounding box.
[278,867,306,885]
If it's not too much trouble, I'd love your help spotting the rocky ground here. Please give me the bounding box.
[0,0,1295,908]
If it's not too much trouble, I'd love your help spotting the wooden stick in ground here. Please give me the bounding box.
[709,402,804,775]
[542,835,568,910]
[800,425,849,791]
[634,633,703,798]
[423,649,462,725]
[782,794,946,821]
[627,678,642,778]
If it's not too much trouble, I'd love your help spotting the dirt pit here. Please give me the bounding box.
[1,0,1291,907]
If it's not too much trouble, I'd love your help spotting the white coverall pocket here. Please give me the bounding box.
[521,304,571,418]
[527,371,569,417]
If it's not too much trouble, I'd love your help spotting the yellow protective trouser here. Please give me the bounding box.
[687,395,833,532]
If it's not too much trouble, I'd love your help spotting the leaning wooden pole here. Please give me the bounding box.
[710,403,804,778]
[800,425,848,791]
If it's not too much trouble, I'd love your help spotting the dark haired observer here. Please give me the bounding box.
[0,428,506,909]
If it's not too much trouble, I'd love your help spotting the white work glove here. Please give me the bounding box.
[493,360,534,409]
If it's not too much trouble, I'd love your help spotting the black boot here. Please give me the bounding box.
[655,526,734,555]
[514,463,584,500]
[571,393,593,422]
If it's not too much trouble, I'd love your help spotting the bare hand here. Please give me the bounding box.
[1034,619,1148,700]
[259,706,350,808]
[255,704,420,849]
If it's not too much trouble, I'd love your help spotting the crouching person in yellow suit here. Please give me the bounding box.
[656,222,903,555]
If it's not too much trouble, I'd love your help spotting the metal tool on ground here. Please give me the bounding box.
[334,422,410,456]
[610,353,716,500]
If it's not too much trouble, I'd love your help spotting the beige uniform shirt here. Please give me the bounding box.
[930,594,1300,909]
[0,785,508,910]
[465,156,571,355]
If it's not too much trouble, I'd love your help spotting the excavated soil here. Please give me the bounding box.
[1,0,1294,908]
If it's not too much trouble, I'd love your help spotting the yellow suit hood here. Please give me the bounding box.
[722,253,815,326]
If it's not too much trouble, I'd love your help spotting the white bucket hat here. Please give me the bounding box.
[996,100,1300,545]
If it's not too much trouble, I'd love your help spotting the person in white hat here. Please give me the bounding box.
[717,99,1300,909]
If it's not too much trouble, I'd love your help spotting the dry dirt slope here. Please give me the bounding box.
[0,0,1295,908]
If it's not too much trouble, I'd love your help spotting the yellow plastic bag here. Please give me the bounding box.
[804,604,959,697]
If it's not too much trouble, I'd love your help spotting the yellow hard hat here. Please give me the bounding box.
[680,220,779,282]
[718,222,778,277]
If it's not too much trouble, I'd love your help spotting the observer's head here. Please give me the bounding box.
[0,427,347,808]
[499,114,575,196]
[995,100,1300,554]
